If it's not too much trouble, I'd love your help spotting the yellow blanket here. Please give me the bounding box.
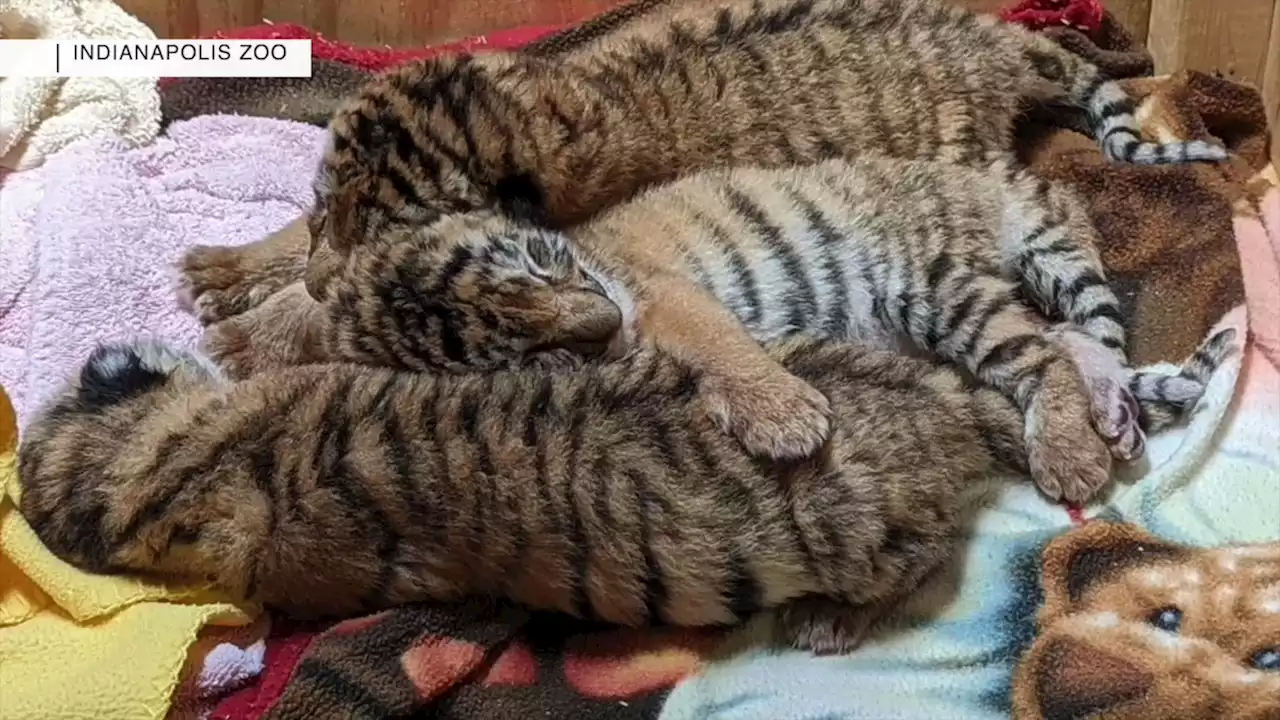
[0,384,255,720]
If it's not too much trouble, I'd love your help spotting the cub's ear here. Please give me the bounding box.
[303,239,346,303]
[326,177,373,257]
[1038,521,1185,621]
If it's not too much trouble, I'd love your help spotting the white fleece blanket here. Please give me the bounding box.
[0,0,160,170]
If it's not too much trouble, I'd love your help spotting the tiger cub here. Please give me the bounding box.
[307,0,1226,294]
[16,332,1235,653]
[186,156,1174,503]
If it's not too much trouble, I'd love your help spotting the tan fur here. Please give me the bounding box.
[1012,522,1280,719]
[19,337,1030,654]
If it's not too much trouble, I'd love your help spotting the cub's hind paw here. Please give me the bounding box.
[777,598,877,655]
[1088,377,1146,463]
[701,369,832,461]
[199,284,324,380]
[177,245,298,325]
[1047,324,1146,463]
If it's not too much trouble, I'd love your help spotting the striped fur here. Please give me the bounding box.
[181,156,1235,505]
[308,0,1228,294]
[20,337,1030,654]
[315,156,1180,503]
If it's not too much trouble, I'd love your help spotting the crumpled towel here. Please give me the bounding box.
[0,0,161,170]
[0,382,255,720]
[0,114,325,424]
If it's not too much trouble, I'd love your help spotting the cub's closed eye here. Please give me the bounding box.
[1148,606,1183,633]
[1251,648,1280,671]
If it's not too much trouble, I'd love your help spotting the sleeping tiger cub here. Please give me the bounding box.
[307,0,1226,295]
[184,156,1186,504]
[16,331,1234,654]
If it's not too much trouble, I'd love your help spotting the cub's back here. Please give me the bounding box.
[574,156,1012,341]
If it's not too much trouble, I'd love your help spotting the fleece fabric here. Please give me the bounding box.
[0,115,324,424]
[0,0,160,170]
[0,382,254,720]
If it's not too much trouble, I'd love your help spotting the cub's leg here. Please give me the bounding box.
[911,273,1111,503]
[639,272,833,461]
[177,216,311,324]
[1000,172,1143,460]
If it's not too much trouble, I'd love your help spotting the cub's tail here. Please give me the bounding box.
[1021,34,1228,164]
[1130,327,1239,432]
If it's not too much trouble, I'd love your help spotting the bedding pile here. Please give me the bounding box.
[0,0,160,170]
[0,0,1275,719]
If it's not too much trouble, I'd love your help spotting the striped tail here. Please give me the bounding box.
[1024,35,1229,165]
[1130,327,1239,432]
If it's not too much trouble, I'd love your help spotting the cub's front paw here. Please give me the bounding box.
[701,370,832,461]
[777,598,877,655]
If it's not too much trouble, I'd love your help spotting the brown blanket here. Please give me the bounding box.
[1015,13,1267,364]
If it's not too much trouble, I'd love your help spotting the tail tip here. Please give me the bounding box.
[1108,139,1230,165]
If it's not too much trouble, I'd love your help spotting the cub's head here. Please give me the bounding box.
[17,340,229,577]
[321,212,637,374]
[1012,521,1280,720]
[307,53,543,293]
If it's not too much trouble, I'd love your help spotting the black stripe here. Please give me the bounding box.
[1119,138,1142,161]
[630,469,669,624]
[936,287,980,348]
[956,296,1008,359]
[725,550,763,620]
[695,210,764,325]
[975,335,1039,379]
[725,186,818,330]
[1060,270,1106,304]
[1095,99,1135,122]
[789,189,850,338]
[1101,124,1137,146]
[384,388,426,524]
[1079,73,1108,105]
[563,386,591,618]
[524,375,553,446]
[1086,302,1126,325]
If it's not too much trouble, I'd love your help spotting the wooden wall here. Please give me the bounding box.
[119,0,1277,158]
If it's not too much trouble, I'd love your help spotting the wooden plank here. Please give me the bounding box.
[1266,0,1280,169]
[196,0,262,35]
[116,0,171,36]
[260,0,339,36]
[1147,0,1277,87]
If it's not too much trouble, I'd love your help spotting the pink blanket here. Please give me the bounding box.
[0,116,326,424]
